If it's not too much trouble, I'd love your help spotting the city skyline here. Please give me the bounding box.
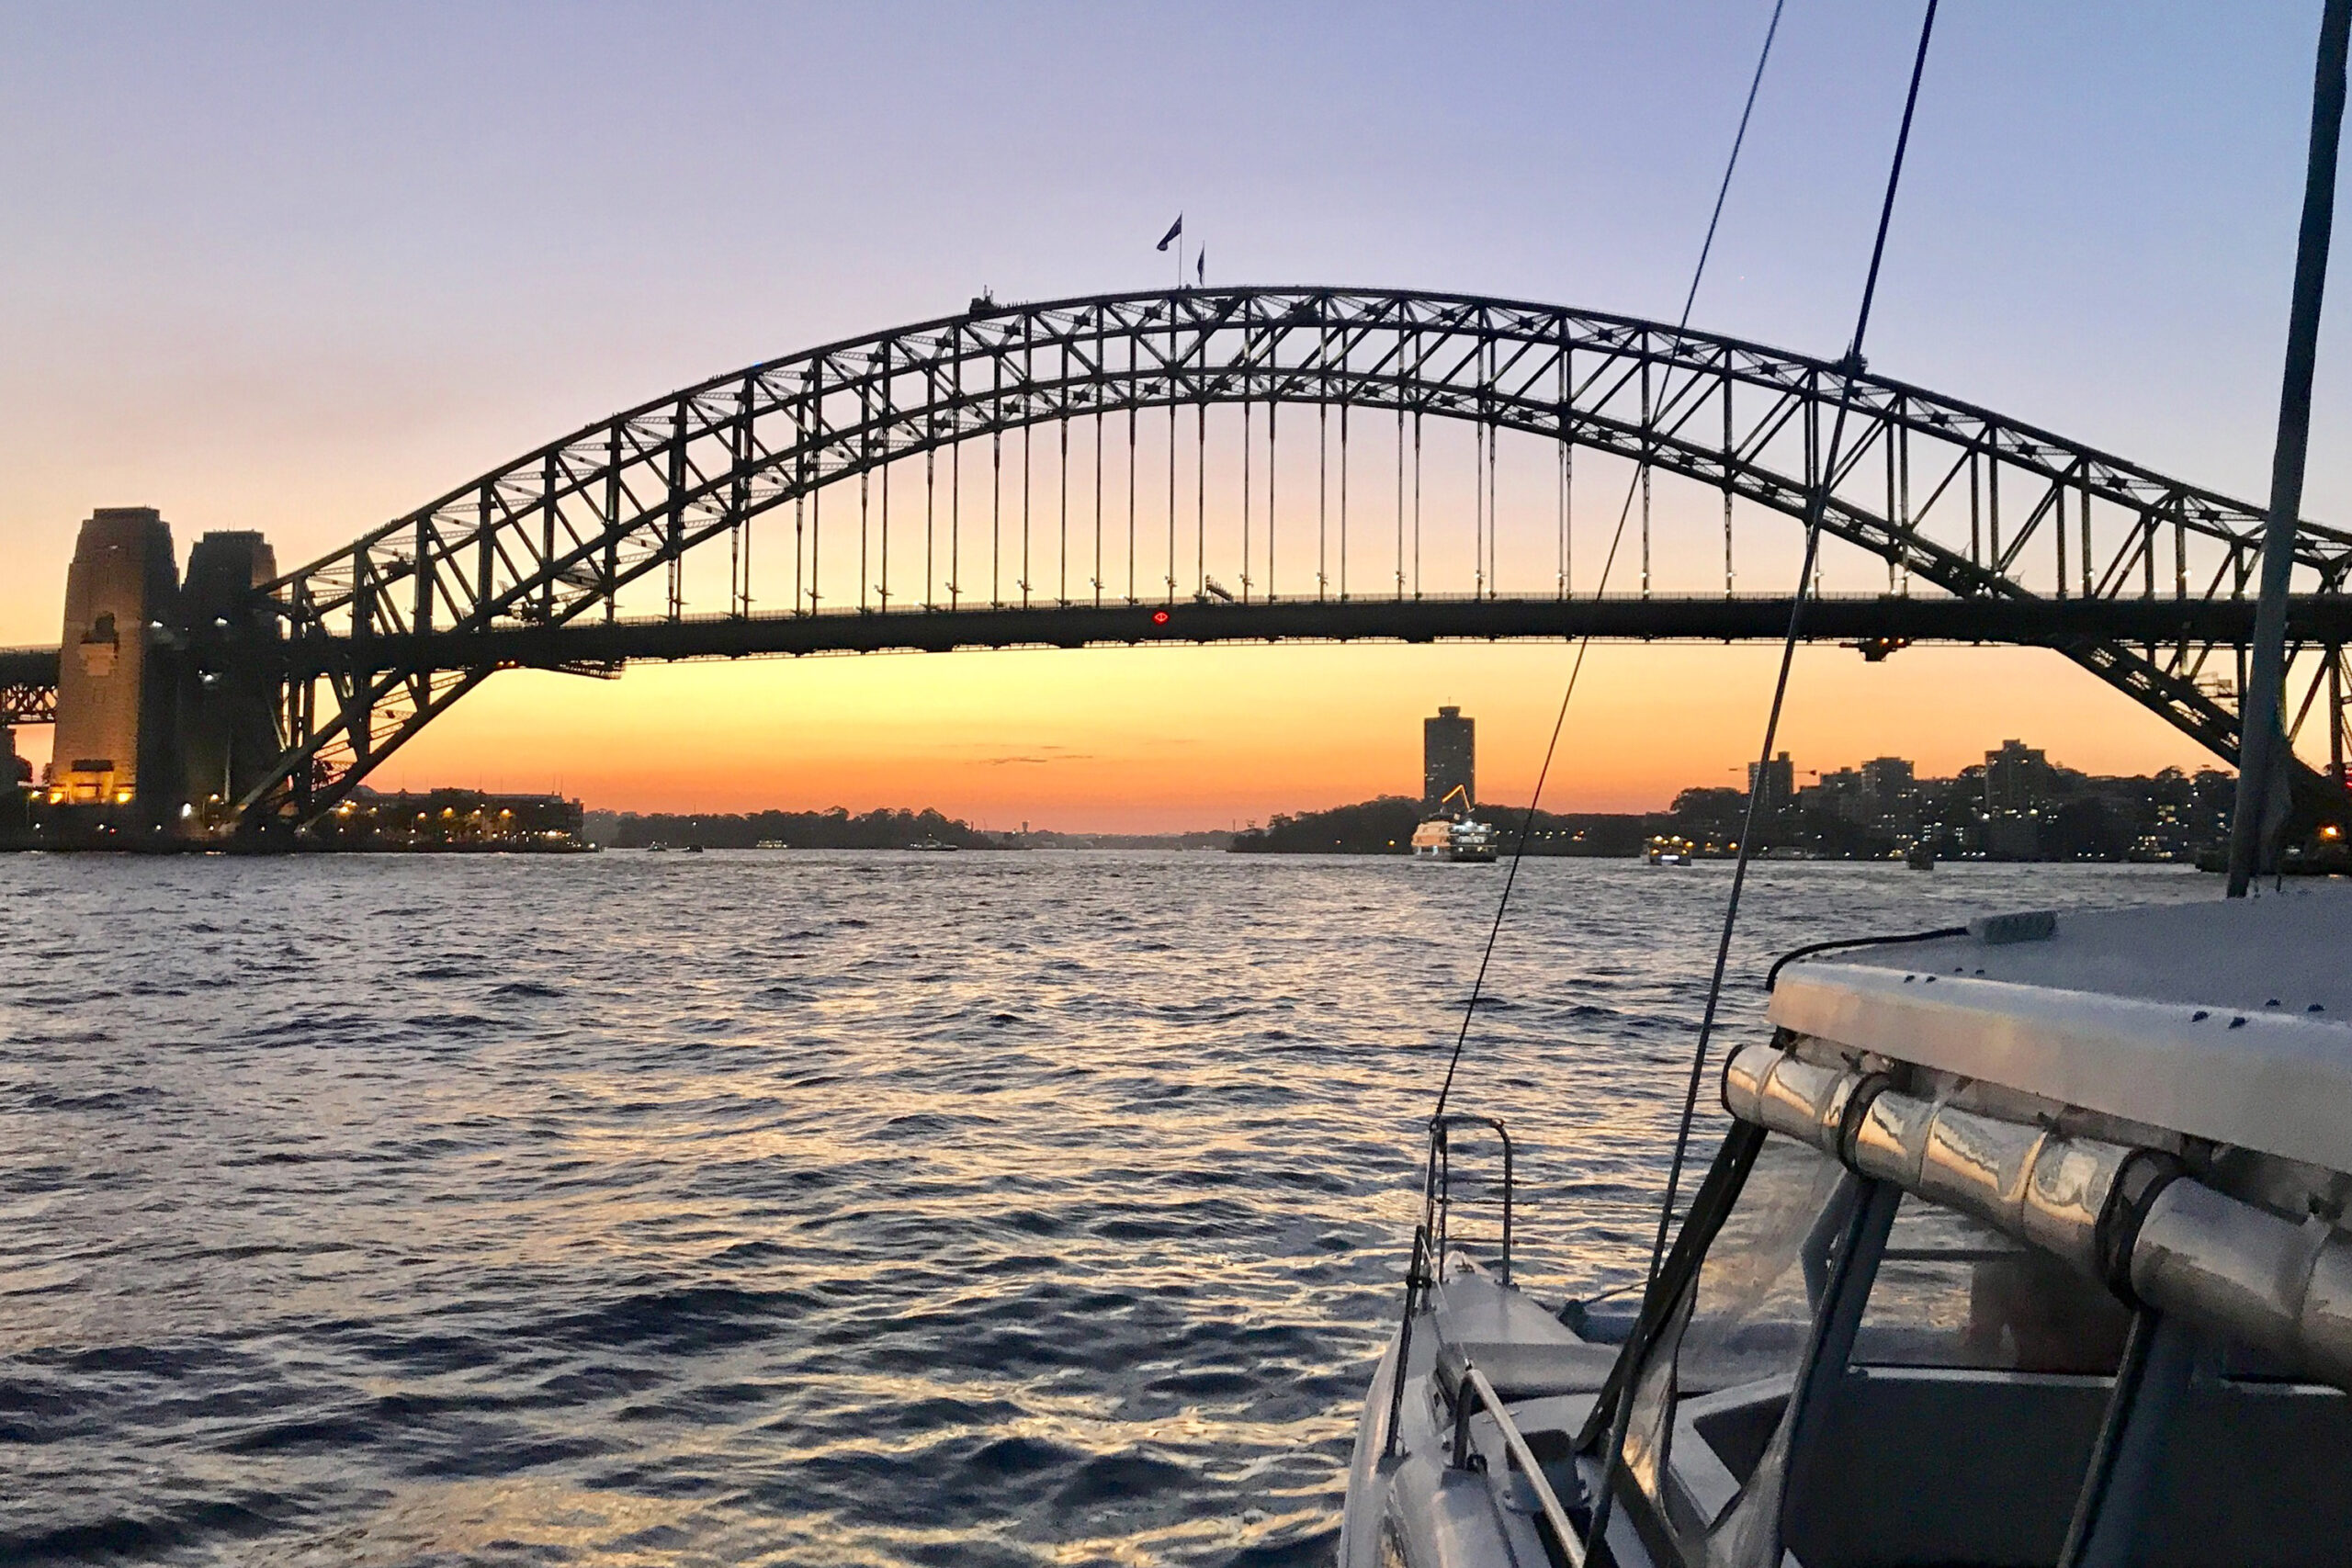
[4,633,2240,834]
[4,5,2346,829]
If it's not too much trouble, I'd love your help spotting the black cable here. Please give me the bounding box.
[1764,926,1965,992]
[1586,4,1939,1555]
[1645,0,1937,1305]
[1430,0,1787,1127]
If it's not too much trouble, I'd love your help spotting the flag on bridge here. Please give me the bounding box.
[1157,215,1182,252]
[1196,249,1205,287]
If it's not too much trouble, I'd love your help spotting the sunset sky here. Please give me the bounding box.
[6,3,2350,830]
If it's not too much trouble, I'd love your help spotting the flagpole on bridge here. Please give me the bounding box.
[1157,213,1183,290]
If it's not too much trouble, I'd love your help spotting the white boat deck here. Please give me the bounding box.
[1767,886,2352,1174]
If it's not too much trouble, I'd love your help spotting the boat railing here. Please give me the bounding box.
[1451,1359,1588,1567]
[1381,1223,1434,1461]
[1423,1113,1514,1285]
[1380,1116,1520,1461]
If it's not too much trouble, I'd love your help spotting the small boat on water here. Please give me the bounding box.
[907,838,961,852]
[1413,818,1499,863]
[1905,841,1936,870]
[1647,838,1694,866]
[1340,895,2352,1566]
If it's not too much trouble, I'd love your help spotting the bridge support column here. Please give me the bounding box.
[50,507,183,844]
[177,530,283,837]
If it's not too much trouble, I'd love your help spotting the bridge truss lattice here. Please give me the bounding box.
[246,287,2352,826]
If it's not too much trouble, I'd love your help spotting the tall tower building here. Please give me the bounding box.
[52,508,180,811]
[1423,705,1475,814]
[1747,750,1795,814]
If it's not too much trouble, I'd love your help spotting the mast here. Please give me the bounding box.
[2228,0,2352,896]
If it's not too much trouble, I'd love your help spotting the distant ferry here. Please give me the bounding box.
[907,838,961,852]
[1410,818,1498,863]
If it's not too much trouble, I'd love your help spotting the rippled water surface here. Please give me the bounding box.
[0,852,2211,1564]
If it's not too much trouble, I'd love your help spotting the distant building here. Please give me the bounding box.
[1805,766,1867,824]
[1984,739,2057,814]
[1860,756,1915,809]
[1747,750,1795,815]
[1424,705,1475,814]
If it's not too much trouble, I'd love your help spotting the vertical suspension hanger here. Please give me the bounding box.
[1641,355,1653,600]
[1488,412,1499,599]
[1022,406,1033,607]
[1243,392,1254,601]
[1339,400,1350,599]
[1267,398,1279,601]
[1093,392,1104,608]
[1059,405,1069,605]
[1093,309,1105,608]
[1395,401,1406,600]
[991,355,1004,608]
[1898,409,1913,596]
[1474,421,1486,601]
[1487,340,1498,599]
[1195,400,1207,601]
[1558,338,1569,602]
[1022,325,1034,606]
[1318,398,1329,601]
[1167,346,1179,604]
[1724,367,1736,597]
[858,375,871,613]
[1127,398,1137,604]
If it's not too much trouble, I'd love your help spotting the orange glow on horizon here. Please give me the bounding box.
[4,638,2210,833]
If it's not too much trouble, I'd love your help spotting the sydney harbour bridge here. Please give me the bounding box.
[6,285,2352,840]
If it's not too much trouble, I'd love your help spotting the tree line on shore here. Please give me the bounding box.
[1229,797,1648,856]
[594,807,1003,850]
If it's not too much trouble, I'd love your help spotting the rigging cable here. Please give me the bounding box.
[1586,3,1941,1554]
[1430,0,1788,1128]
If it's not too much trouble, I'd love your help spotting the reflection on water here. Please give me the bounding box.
[0,852,2207,1563]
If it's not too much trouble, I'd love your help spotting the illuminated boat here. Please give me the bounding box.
[1413,818,1499,863]
[1339,895,2352,1566]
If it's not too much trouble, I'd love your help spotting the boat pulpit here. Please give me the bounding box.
[1343,889,2352,1568]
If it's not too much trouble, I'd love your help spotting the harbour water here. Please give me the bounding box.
[0,852,2212,1565]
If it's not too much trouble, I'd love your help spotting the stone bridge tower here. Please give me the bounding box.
[51,508,180,821]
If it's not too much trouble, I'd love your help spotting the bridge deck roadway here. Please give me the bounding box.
[0,647,59,686]
[6,592,2351,693]
[291,592,2352,674]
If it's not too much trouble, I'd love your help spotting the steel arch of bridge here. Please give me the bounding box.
[245,287,2352,826]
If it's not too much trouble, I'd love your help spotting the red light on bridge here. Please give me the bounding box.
[1151,610,1170,625]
